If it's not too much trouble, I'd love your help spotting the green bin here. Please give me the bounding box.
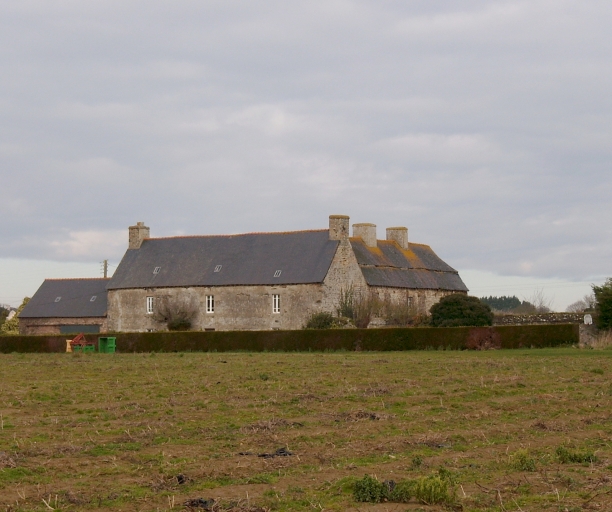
[98,337,116,353]
[83,344,95,353]
[72,344,83,353]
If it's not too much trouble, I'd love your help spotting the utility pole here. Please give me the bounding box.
[101,260,108,278]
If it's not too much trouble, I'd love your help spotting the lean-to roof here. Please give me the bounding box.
[19,278,109,318]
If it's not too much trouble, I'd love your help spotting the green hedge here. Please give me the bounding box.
[0,324,578,353]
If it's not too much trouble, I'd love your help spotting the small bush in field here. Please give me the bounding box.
[556,446,597,464]
[510,449,536,471]
[412,475,453,505]
[388,480,414,502]
[353,475,387,502]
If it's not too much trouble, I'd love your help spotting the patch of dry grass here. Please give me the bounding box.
[0,349,611,511]
[589,330,612,349]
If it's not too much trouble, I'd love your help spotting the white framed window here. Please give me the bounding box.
[55,297,61,302]
[214,265,222,272]
[273,270,282,277]
[272,294,280,314]
[146,296,154,314]
[90,295,97,302]
[153,266,161,274]
[206,295,214,313]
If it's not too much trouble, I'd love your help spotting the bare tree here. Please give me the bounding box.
[566,293,596,313]
[524,289,553,313]
[336,286,380,328]
[154,294,199,331]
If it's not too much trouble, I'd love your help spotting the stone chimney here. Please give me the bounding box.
[129,222,150,249]
[353,223,377,248]
[329,215,350,241]
[386,227,409,250]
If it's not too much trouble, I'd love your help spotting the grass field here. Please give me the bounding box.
[1,349,611,511]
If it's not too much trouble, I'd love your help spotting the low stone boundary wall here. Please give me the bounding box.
[494,312,585,326]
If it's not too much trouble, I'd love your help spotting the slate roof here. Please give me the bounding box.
[350,239,468,292]
[107,230,340,289]
[19,279,110,318]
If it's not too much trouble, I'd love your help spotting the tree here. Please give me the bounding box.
[0,297,30,335]
[592,278,612,330]
[566,293,597,313]
[430,294,494,327]
[0,305,8,329]
[525,289,553,313]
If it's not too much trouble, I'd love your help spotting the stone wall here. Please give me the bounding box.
[369,287,463,315]
[108,283,327,332]
[19,317,108,335]
[493,312,586,326]
[319,237,368,313]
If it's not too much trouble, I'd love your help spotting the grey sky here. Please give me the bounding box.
[1,1,611,308]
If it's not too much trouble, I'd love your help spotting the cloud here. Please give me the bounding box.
[49,230,125,259]
[0,0,611,292]
[373,133,502,166]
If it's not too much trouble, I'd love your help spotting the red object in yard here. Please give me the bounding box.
[70,333,96,350]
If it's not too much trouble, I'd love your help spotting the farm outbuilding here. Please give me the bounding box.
[18,278,109,335]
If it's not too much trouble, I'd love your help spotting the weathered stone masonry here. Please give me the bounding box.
[105,214,468,332]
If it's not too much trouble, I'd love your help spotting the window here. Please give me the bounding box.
[55,297,61,302]
[272,294,280,314]
[214,265,222,272]
[153,266,161,274]
[90,296,97,302]
[146,296,154,314]
[273,270,282,277]
[206,295,214,313]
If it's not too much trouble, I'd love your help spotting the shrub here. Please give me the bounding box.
[167,319,192,331]
[412,475,453,505]
[388,480,414,503]
[556,446,597,464]
[305,312,336,329]
[593,278,612,330]
[154,294,198,331]
[510,449,536,471]
[337,287,355,320]
[380,295,420,326]
[353,475,387,503]
[336,287,378,328]
[430,294,493,327]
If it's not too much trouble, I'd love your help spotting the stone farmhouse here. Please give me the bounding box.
[104,215,467,332]
[18,278,109,335]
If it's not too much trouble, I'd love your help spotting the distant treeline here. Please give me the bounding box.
[480,296,534,312]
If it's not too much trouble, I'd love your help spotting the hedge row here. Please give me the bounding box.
[0,324,578,353]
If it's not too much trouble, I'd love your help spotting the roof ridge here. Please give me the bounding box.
[350,238,426,247]
[146,229,328,241]
[45,278,110,281]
